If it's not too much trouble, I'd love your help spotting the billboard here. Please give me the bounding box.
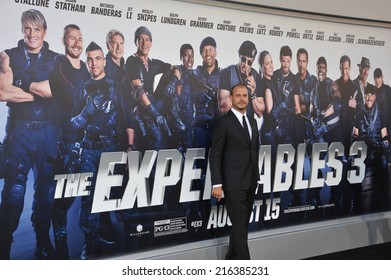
[0,0,390,260]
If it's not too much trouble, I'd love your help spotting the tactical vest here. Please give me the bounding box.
[359,103,382,142]
[178,65,195,117]
[6,40,58,120]
[313,78,341,132]
[298,72,317,117]
[83,78,121,139]
[193,65,221,121]
[316,78,333,111]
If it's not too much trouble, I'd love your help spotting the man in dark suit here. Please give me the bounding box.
[210,83,259,260]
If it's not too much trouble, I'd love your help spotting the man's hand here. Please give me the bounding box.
[217,89,232,114]
[82,95,101,116]
[147,103,165,125]
[92,94,111,112]
[165,76,178,97]
[348,96,357,109]
[0,52,13,85]
[245,75,256,96]
[211,186,223,202]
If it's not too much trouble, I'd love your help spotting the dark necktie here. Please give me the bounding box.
[242,115,251,141]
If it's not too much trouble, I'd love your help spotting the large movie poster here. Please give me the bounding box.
[0,0,390,260]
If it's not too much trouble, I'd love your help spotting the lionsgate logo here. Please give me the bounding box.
[128,224,150,237]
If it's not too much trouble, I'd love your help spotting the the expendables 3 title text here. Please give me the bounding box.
[53,141,367,214]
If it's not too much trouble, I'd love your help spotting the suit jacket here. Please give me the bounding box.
[210,109,259,191]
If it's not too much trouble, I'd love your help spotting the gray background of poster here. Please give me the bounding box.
[209,0,391,23]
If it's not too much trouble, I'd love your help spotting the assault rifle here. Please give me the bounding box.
[186,70,217,114]
[355,134,391,161]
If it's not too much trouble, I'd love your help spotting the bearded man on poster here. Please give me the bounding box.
[48,24,91,259]
[71,41,133,259]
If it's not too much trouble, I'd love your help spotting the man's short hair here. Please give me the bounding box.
[317,56,327,66]
[280,45,292,59]
[374,68,383,79]
[238,41,257,58]
[230,83,247,95]
[86,41,103,53]
[296,48,308,60]
[134,26,152,45]
[21,9,47,31]
[180,43,193,59]
[339,55,351,67]
[365,84,375,95]
[63,24,80,40]
[106,29,124,48]
[199,36,216,54]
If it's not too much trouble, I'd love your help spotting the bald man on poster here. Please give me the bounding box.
[210,83,259,260]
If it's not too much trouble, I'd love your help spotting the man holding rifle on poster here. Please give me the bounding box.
[352,84,390,212]
[126,26,182,151]
[70,41,133,259]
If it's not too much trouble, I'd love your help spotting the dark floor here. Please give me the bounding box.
[306,242,391,259]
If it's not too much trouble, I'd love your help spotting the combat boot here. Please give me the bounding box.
[0,234,12,260]
[80,233,116,260]
[53,220,71,259]
[80,234,95,260]
[35,234,55,259]
[100,212,116,243]
[33,218,55,260]
[54,234,70,260]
